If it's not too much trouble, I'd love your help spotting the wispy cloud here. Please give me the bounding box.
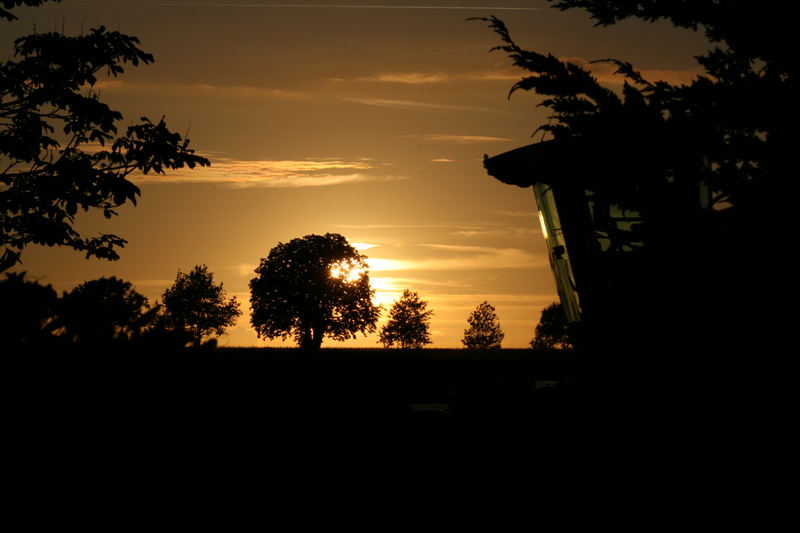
[347,70,520,85]
[562,57,701,86]
[495,210,537,218]
[94,80,308,100]
[342,97,499,113]
[401,133,514,143]
[366,244,546,272]
[431,158,456,163]
[135,157,406,187]
[450,227,538,238]
[357,72,451,84]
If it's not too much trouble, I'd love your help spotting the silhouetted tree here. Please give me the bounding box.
[161,264,241,347]
[0,0,209,272]
[58,276,157,345]
[531,302,573,350]
[476,1,796,347]
[476,2,794,213]
[0,271,58,346]
[379,289,433,349]
[462,300,504,349]
[249,233,380,349]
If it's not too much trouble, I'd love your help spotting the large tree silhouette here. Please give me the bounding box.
[0,0,209,271]
[161,264,241,347]
[249,233,380,349]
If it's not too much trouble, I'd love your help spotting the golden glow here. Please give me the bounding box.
[350,242,377,251]
[330,261,366,283]
[370,276,406,309]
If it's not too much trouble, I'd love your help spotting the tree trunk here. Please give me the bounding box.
[309,326,323,350]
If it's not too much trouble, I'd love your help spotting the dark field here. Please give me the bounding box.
[2,347,778,531]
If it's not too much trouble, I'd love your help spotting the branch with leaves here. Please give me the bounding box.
[1,9,209,271]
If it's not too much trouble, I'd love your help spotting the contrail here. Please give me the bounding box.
[155,3,540,10]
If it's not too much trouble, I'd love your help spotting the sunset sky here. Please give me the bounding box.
[3,0,712,347]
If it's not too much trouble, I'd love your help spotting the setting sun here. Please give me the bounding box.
[2,0,712,347]
[329,260,366,283]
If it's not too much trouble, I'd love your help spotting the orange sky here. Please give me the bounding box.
[3,1,711,347]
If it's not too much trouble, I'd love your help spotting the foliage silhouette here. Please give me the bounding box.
[0,271,58,345]
[0,0,54,22]
[161,264,241,347]
[379,289,433,349]
[249,233,380,349]
[531,302,573,350]
[476,1,796,348]
[461,300,504,349]
[57,276,157,346]
[0,0,210,272]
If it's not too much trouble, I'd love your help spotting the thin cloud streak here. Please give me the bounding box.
[134,157,407,187]
[367,245,546,272]
[342,97,500,113]
[349,70,520,84]
[93,80,308,100]
[402,133,514,143]
[450,228,538,237]
[562,57,701,86]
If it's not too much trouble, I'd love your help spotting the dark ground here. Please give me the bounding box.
[2,347,785,531]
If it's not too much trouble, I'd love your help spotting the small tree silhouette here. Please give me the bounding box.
[531,302,573,350]
[379,289,433,349]
[462,301,504,349]
[249,233,380,349]
[161,265,241,347]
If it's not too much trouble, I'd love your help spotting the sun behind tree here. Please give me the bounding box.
[249,233,380,349]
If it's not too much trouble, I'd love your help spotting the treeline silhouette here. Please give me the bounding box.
[1,265,239,350]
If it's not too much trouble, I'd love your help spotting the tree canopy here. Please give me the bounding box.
[461,300,504,350]
[1,0,209,271]
[475,0,795,242]
[57,276,156,345]
[531,302,573,351]
[249,233,380,349]
[379,289,433,349]
[161,264,241,347]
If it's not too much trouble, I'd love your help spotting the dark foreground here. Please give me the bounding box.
[2,347,785,531]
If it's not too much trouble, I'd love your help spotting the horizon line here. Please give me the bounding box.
[155,3,541,10]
